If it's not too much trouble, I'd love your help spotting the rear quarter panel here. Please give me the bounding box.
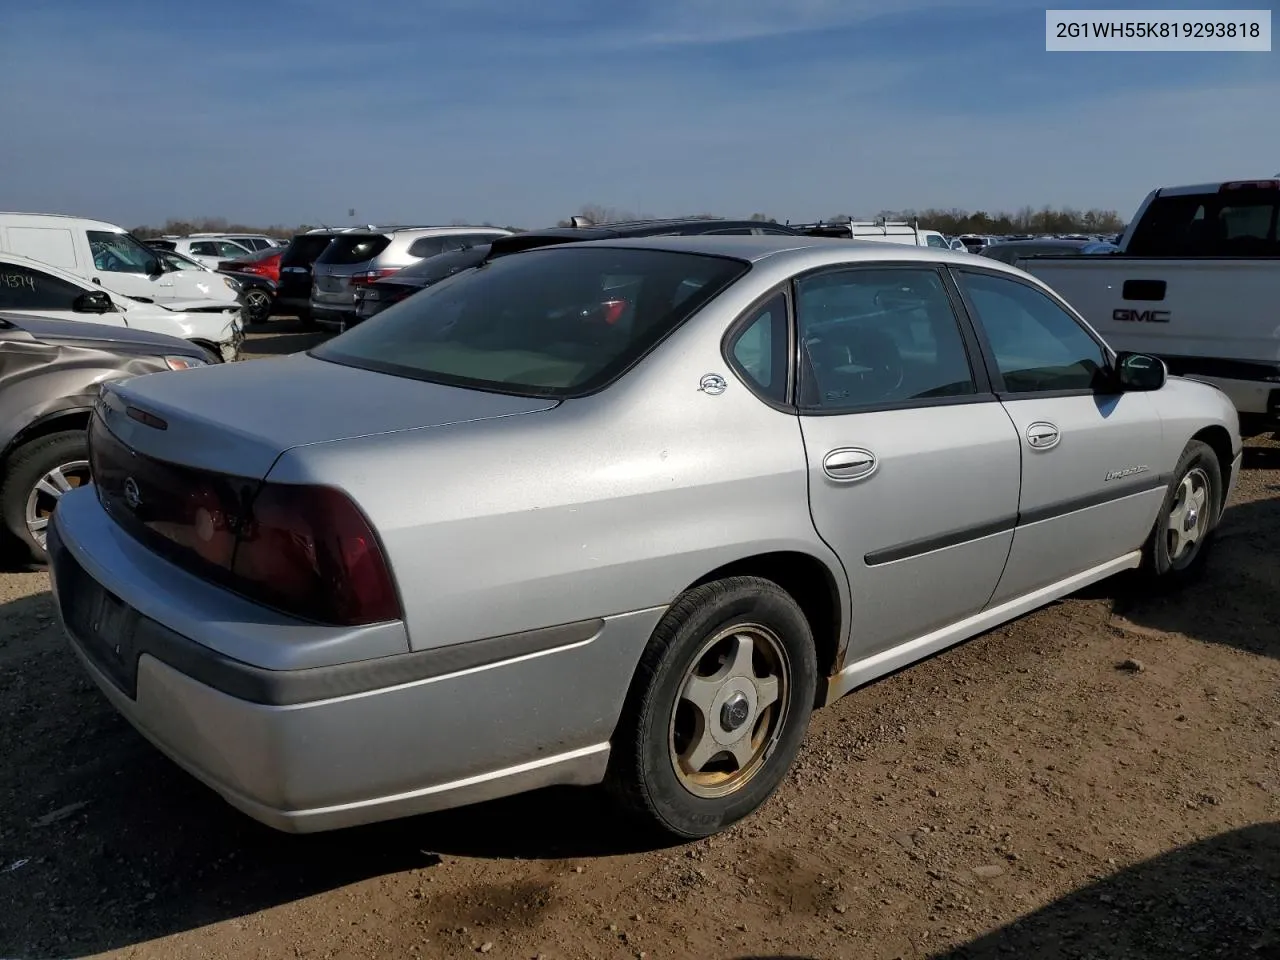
[267,270,847,655]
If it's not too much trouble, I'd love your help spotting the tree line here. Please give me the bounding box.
[130,205,1127,240]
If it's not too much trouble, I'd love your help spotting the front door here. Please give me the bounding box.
[953,269,1167,605]
[794,266,1023,660]
[0,262,124,327]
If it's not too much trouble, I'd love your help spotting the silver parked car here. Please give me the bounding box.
[309,225,511,330]
[48,237,1240,839]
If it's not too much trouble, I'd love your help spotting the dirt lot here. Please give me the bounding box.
[2,321,1278,959]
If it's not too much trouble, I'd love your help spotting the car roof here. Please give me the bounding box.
[531,233,1011,267]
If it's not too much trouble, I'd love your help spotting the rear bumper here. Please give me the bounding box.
[47,490,660,833]
[311,303,356,331]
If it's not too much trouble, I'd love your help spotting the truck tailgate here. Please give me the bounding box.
[1018,257,1280,365]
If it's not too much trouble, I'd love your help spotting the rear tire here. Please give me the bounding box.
[606,577,817,840]
[0,430,91,564]
[242,288,272,324]
[1142,440,1222,588]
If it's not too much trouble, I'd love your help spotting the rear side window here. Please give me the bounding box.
[0,264,85,311]
[397,245,489,280]
[1127,188,1280,256]
[317,235,392,265]
[313,247,749,397]
[407,237,446,259]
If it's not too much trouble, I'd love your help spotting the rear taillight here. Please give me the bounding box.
[349,268,400,286]
[231,484,400,626]
[601,299,628,325]
[90,416,399,626]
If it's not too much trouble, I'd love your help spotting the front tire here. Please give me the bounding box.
[1143,440,1222,587]
[607,577,817,840]
[0,430,91,564]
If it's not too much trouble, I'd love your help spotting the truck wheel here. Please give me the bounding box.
[0,430,91,564]
[607,576,817,840]
[1142,440,1222,588]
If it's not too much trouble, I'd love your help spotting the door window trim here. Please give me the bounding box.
[785,262,998,417]
[948,265,1119,400]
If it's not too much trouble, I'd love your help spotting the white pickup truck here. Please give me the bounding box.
[1016,179,1280,434]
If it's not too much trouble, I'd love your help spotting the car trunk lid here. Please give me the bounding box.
[96,351,558,479]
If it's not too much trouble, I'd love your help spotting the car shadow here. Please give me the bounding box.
[0,589,675,958]
[731,824,1280,959]
[1084,492,1280,662]
[925,822,1280,959]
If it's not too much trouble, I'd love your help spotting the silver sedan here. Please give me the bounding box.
[47,236,1240,838]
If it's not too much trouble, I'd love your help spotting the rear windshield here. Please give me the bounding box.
[316,234,392,265]
[394,245,491,281]
[1127,188,1280,256]
[312,247,749,397]
[280,234,337,267]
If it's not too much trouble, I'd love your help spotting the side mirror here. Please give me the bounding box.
[73,291,114,314]
[1114,352,1166,391]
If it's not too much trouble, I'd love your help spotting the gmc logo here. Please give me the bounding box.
[1113,308,1171,323]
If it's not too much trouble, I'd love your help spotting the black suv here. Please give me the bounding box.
[276,229,352,326]
[353,218,800,325]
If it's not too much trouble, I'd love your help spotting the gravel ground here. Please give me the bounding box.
[1,319,1277,959]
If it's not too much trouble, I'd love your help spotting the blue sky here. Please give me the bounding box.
[1,0,1275,228]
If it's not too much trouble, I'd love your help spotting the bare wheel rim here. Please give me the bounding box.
[668,622,791,800]
[26,459,90,548]
[1165,466,1211,570]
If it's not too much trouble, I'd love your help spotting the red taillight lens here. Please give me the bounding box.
[231,484,400,626]
[350,268,400,287]
[601,299,628,325]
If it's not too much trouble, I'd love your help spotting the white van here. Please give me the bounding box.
[0,253,243,361]
[0,213,241,307]
[791,219,951,249]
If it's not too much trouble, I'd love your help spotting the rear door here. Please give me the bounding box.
[952,268,1166,605]
[794,265,1022,661]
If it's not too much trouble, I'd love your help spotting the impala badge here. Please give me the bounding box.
[1105,465,1149,482]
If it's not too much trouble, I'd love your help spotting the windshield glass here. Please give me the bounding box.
[312,247,749,396]
[87,231,161,275]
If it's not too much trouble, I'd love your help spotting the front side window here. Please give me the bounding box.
[926,234,949,248]
[0,264,84,311]
[794,268,978,411]
[87,231,160,274]
[216,241,251,258]
[189,241,217,256]
[313,247,749,396]
[958,271,1107,394]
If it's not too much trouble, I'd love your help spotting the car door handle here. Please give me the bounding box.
[1026,421,1061,450]
[823,447,877,481]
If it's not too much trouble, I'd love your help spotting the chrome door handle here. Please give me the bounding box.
[823,447,877,481]
[1026,421,1060,450]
